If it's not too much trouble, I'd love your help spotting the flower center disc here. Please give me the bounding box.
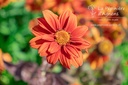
[111,30,121,40]
[98,39,113,55]
[55,30,70,45]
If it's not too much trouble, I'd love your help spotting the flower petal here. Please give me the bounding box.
[31,25,52,36]
[41,34,54,41]
[29,36,44,49]
[59,10,77,32]
[97,57,103,69]
[48,42,61,54]
[47,50,61,64]
[64,45,80,58]
[90,59,97,70]
[38,42,51,56]
[70,38,91,50]
[42,10,60,31]
[30,34,54,44]
[59,54,70,69]
[71,26,88,38]
[38,18,55,33]
[103,56,109,62]
[70,51,83,68]
[59,11,70,29]
[29,34,54,48]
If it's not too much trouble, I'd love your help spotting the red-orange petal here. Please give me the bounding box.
[70,51,83,68]
[31,25,51,36]
[29,36,44,49]
[59,11,70,29]
[47,50,61,64]
[41,34,54,41]
[59,54,70,69]
[38,42,51,56]
[38,18,55,33]
[30,34,54,43]
[48,42,61,54]
[64,13,77,33]
[70,38,91,49]
[64,45,80,58]
[70,58,79,68]
[71,26,88,38]
[42,10,60,31]
[59,10,77,32]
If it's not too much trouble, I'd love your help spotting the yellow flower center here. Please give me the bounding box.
[55,30,70,45]
[98,39,113,55]
[111,30,122,40]
[35,0,43,6]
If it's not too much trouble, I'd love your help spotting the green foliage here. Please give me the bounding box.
[116,42,128,85]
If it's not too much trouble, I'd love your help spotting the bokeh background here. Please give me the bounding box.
[0,0,128,85]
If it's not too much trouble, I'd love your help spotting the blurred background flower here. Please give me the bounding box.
[0,49,12,73]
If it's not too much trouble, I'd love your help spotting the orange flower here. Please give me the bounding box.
[25,0,44,12]
[87,39,113,70]
[121,17,128,29]
[103,24,125,46]
[120,1,128,16]
[0,0,15,8]
[85,0,105,7]
[87,50,109,70]
[42,0,73,14]
[29,10,90,69]
[54,2,73,14]
[72,0,87,14]
[0,49,12,73]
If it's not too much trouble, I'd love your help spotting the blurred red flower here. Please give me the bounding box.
[29,10,90,69]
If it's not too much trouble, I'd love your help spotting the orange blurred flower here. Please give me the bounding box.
[85,0,105,7]
[83,25,101,48]
[0,0,15,8]
[121,17,128,29]
[42,0,73,14]
[77,11,94,25]
[100,1,118,17]
[120,1,128,16]
[87,51,109,70]
[25,0,44,12]
[87,39,113,70]
[72,0,87,14]
[0,49,12,73]
[0,0,9,8]
[54,2,73,14]
[29,10,90,69]
[103,24,125,46]
[72,0,100,21]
